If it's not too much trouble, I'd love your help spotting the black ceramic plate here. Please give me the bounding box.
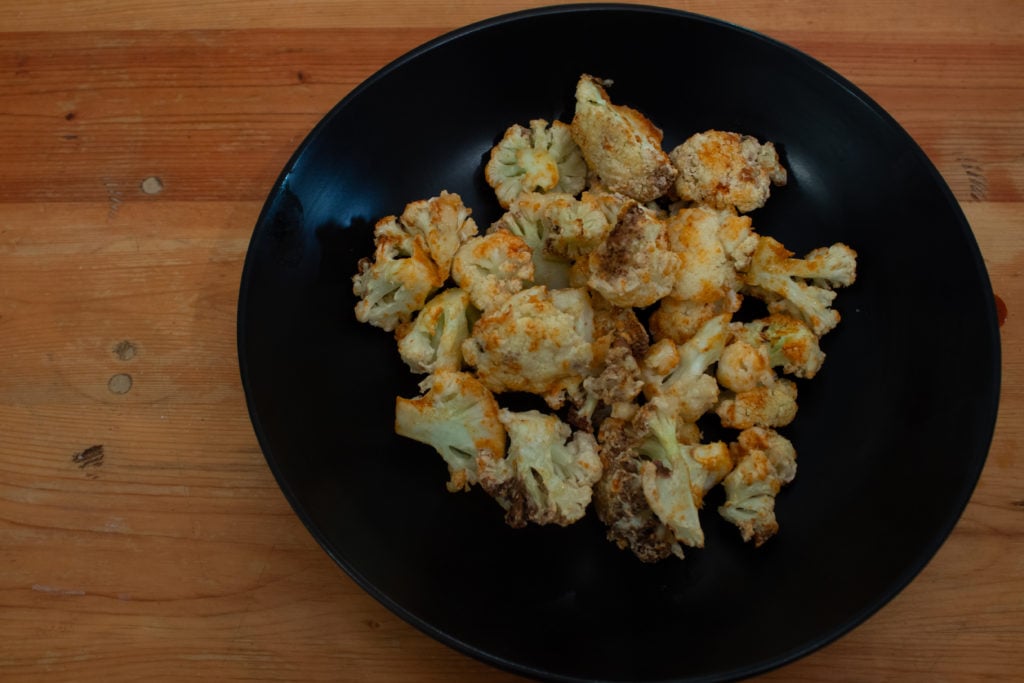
[237,5,1001,681]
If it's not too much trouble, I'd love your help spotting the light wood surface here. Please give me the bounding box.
[1,1,1021,680]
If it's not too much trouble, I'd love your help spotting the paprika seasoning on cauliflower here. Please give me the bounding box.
[669,130,788,213]
[582,201,681,308]
[352,215,444,332]
[477,408,603,528]
[394,371,506,493]
[461,285,594,408]
[350,73,859,563]
[570,74,677,203]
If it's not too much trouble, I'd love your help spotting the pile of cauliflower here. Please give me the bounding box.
[352,74,857,562]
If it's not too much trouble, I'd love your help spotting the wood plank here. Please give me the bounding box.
[0,30,1021,204]
[2,0,1022,37]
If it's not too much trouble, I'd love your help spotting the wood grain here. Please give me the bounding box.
[1,1,1022,681]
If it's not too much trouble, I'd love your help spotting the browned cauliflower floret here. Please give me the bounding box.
[669,130,788,213]
[594,416,683,562]
[395,288,473,374]
[718,427,798,546]
[743,236,858,336]
[394,371,506,493]
[715,336,799,429]
[715,373,799,430]
[567,296,651,431]
[451,231,534,312]
[399,191,479,279]
[352,216,444,332]
[485,119,588,209]
[582,201,681,308]
[461,286,594,407]
[731,314,826,379]
[570,75,677,203]
[648,293,743,345]
[489,193,574,289]
[477,409,602,528]
[666,205,758,302]
[716,339,774,393]
[541,191,614,259]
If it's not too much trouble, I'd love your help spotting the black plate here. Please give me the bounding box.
[237,5,1001,681]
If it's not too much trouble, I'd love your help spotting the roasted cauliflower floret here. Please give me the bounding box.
[731,314,826,379]
[568,297,651,431]
[718,427,797,545]
[352,215,444,332]
[570,343,644,432]
[541,191,614,259]
[399,191,479,279]
[666,205,758,302]
[594,416,682,562]
[485,119,588,209]
[642,313,731,422]
[634,399,705,551]
[461,286,594,406]
[490,193,573,289]
[669,130,788,213]
[716,335,799,429]
[451,231,534,312]
[395,288,474,374]
[637,394,733,510]
[716,339,774,393]
[570,74,677,203]
[715,336,798,428]
[743,236,858,336]
[648,293,743,345]
[394,371,506,493]
[477,409,602,527]
[584,201,682,308]
[715,374,799,430]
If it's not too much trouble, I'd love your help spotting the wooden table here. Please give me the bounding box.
[2,1,1021,680]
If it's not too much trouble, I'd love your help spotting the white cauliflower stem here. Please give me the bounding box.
[635,400,705,550]
[477,409,603,527]
[394,372,506,493]
[642,313,731,422]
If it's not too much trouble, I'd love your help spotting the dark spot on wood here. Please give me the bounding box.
[1012,499,1024,509]
[365,619,381,629]
[958,155,989,201]
[65,111,76,121]
[113,340,137,361]
[62,134,78,141]
[73,445,105,477]
[994,294,1007,327]
[297,70,307,83]
[108,373,133,394]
